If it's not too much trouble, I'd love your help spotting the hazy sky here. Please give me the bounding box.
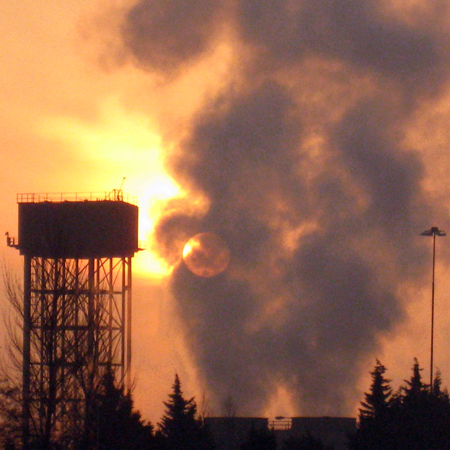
[2,0,450,423]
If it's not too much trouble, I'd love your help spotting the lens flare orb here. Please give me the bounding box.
[182,232,230,277]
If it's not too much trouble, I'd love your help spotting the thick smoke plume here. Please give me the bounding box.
[120,0,450,415]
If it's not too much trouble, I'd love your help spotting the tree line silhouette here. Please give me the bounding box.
[349,359,450,450]
[1,358,450,449]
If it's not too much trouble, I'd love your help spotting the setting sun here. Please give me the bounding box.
[36,95,181,278]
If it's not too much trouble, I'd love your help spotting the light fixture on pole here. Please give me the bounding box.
[420,226,446,389]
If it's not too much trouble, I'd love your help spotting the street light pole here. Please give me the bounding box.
[420,226,446,389]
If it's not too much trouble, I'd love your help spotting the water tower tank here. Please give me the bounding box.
[18,195,139,258]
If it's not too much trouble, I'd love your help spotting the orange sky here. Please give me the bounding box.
[2,0,450,424]
[0,0,201,423]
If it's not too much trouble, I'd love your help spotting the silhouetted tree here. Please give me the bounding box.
[349,360,393,450]
[402,358,427,403]
[359,360,391,423]
[0,377,21,450]
[431,370,449,400]
[350,358,450,450]
[78,368,155,450]
[158,374,214,450]
[389,359,450,450]
[1,265,161,450]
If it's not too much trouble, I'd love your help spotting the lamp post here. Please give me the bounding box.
[420,226,446,389]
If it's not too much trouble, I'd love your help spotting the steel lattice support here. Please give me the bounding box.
[22,255,132,445]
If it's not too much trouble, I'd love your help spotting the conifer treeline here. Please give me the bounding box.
[350,359,450,450]
[0,371,215,450]
[2,359,450,449]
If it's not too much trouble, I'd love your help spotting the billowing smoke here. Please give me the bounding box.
[120,0,450,415]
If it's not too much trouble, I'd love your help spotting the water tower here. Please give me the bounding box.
[8,191,141,446]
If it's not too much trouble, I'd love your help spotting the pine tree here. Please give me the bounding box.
[79,368,155,450]
[431,370,449,400]
[350,360,393,450]
[401,358,427,407]
[99,370,154,450]
[351,358,450,450]
[359,360,392,423]
[158,374,214,450]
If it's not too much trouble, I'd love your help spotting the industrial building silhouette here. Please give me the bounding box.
[205,416,356,450]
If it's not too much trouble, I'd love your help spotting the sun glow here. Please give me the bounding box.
[36,96,181,279]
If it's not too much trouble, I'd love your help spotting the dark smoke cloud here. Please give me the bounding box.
[236,1,448,91]
[120,0,450,415]
[122,0,223,73]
